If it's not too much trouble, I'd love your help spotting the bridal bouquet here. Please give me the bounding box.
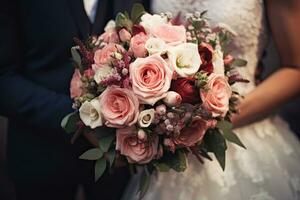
[62,4,247,195]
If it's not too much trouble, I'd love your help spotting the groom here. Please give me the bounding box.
[0,0,149,199]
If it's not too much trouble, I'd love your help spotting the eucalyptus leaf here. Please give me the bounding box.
[106,149,116,167]
[217,120,246,149]
[71,47,82,70]
[233,58,248,67]
[99,135,115,152]
[61,112,80,134]
[79,148,103,160]
[131,3,146,23]
[115,12,133,31]
[95,158,107,182]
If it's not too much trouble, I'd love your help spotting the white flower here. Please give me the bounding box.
[167,43,202,77]
[79,98,103,129]
[145,37,167,55]
[138,109,155,128]
[104,20,116,32]
[212,45,225,75]
[140,13,168,34]
[93,65,116,84]
[163,91,182,107]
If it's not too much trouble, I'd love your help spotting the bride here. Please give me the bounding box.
[122,0,300,199]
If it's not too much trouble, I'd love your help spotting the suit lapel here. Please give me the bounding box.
[68,0,151,37]
[112,0,151,17]
[66,0,91,39]
[92,0,113,35]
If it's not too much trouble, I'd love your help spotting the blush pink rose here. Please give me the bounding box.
[99,28,120,43]
[200,74,232,117]
[152,24,186,44]
[119,28,132,42]
[116,126,159,164]
[130,32,148,58]
[173,117,208,147]
[94,43,124,65]
[99,86,139,128]
[129,54,173,105]
[70,69,83,99]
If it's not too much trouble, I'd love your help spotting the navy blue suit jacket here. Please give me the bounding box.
[0,0,149,183]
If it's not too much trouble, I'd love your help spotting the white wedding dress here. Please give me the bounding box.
[122,0,300,199]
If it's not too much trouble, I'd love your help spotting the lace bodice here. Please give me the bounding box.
[122,1,300,200]
[151,0,269,95]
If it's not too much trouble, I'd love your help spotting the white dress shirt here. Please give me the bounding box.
[83,0,99,23]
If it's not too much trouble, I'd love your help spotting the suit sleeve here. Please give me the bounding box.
[0,1,74,131]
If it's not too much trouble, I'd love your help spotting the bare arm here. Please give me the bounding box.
[231,0,300,127]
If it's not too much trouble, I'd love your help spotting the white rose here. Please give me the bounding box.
[140,13,168,34]
[145,37,167,55]
[212,45,225,75]
[93,65,116,84]
[104,20,116,32]
[167,43,202,77]
[138,109,155,128]
[79,98,103,129]
[163,91,182,107]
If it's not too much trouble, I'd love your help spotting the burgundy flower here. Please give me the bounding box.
[171,78,199,104]
[132,25,146,36]
[173,117,208,147]
[198,42,214,73]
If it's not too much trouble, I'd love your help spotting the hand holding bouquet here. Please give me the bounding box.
[62,3,247,195]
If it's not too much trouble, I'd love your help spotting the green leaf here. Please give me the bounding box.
[115,12,133,31]
[217,120,233,130]
[152,162,170,172]
[160,150,187,172]
[79,148,103,160]
[233,58,248,67]
[204,129,227,170]
[138,168,151,200]
[95,158,107,182]
[71,47,82,70]
[217,120,246,149]
[131,3,146,24]
[61,112,80,134]
[99,135,115,152]
[106,149,116,167]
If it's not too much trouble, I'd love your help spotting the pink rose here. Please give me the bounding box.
[162,91,182,107]
[152,24,186,44]
[116,126,159,164]
[70,69,83,99]
[129,54,173,105]
[119,28,132,42]
[94,43,124,65]
[200,74,232,117]
[99,28,120,43]
[99,86,139,128]
[173,117,208,147]
[130,32,148,58]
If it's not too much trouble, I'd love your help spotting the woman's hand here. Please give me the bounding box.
[231,68,300,128]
